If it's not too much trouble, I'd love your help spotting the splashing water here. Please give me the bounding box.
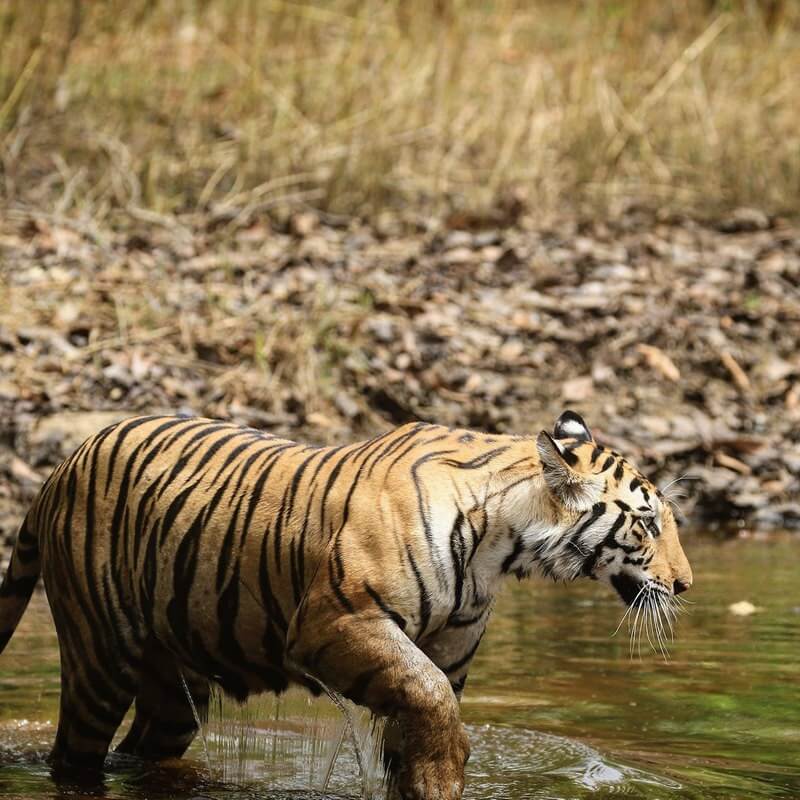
[199,684,387,798]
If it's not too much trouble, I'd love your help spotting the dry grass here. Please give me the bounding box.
[0,0,798,220]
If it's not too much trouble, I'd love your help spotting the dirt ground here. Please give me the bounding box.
[1,202,799,564]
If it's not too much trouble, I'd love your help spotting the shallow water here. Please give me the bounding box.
[1,535,798,799]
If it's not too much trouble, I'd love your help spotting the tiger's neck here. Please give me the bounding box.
[462,444,576,599]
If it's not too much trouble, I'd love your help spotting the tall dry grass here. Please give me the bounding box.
[0,0,797,220]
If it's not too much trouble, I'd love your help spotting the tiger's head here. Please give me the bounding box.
[535,411,692,617]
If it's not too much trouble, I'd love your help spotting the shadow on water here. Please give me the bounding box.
[1,536,799,799]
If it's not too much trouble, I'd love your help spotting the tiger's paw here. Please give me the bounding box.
[398,724,470,800]
[398,764,465,800]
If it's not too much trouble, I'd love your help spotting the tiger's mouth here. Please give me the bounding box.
[610,572,642,606]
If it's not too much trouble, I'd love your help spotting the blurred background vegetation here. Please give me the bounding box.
[1,1,799,536]
[1,0,798,220]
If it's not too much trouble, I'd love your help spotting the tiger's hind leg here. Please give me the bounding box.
[50,653,136,771]
[116,638,210,761]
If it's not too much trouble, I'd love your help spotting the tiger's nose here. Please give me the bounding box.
[673,578,690,595]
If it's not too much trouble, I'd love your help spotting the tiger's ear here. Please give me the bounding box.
[536,429,601,510]
[552,410,594,443]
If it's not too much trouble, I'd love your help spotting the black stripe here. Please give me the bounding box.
[447,609,486,628]
[449,511,466,614]
[130,417,198,486]
[364,582,407,631]
[441,637,482,675]
[215,494,247,592]
[440,446,510,470]
[156,481,198,546]
[165,505,207,653]
[365,423,428,478]
[570,502,607,552]
[406,546,431,636]
[356,426,414,476]
[102,416,162,495]
[328,529,359,615]
[182,430,250,484]
[293,485,317,606]
[559,447,579,467]
[153,422,233,501]
[501,537,524,574]
[385,432,450,475]
[317,445,366,540]
[273,448,323,575]
[410,449,459,576]
[258,525,288,632]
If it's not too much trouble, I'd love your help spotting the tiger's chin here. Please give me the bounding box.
[609,572,643,606]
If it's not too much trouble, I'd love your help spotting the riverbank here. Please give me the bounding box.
[1,202,798,564]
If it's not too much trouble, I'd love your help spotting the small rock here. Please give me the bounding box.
[26,411,133,465]
[637,344,681,382]
[591,363,615,386]
[498,339,525,363]
[562,376,594,403]
[333,393,360,419]
[444,231,473,249]
[443,247,474,265]
[638,415,672,438]
[9,456,42,487]
[729,601,758,616]
[718,208,770,233]
[714,451,751,475]
[366,318,396,343]
[289,212,319,237]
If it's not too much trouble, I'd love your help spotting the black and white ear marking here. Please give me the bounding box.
[553,410,593,443]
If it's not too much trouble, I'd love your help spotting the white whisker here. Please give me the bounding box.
[631,594,646,659]
[642,595,658,656]
[621,584,683,661]
[659,473,700,497]
[612,583,647,638]
[663,598,679,628]
[663,496,682,509]
[652,594,672,660]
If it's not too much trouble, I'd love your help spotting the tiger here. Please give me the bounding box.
[0,410,692,800]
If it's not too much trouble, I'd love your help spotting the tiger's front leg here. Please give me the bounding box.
[286,593,470,800]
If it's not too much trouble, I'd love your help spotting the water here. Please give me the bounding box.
[1,535,798,799]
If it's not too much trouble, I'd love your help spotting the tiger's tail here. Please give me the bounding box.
[0,511,40,655]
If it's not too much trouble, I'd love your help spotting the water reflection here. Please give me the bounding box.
[1,536,798,799]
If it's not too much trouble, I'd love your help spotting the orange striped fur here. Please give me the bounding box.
[0,411,691,799]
